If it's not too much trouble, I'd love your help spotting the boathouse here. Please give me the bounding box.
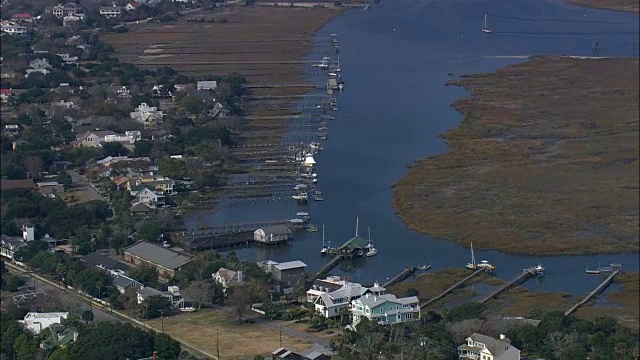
[254,225,291,244]
[337,235,368,258]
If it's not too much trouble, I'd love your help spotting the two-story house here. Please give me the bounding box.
[314,281,386,321]
[350,293,420,327]
[131,186,165,209]
[99,6,122,18]
[130,103,164,127]
[137,285,184,308]
[458,333,521,360]
[1,21,27,35]
[48,3,80,18]
[212,268,244,295]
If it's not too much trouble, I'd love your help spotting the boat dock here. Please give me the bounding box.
[420,269,485,309]
[382,266,420,288]
[478,267,540,304]
[173,218,306,238]
[308,254,343,282]
[565,268,622,316]
[183,231,254,251]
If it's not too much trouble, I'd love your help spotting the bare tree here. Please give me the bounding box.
[184,280,214,310]
[23,156,42,178]
[446,319,484,343]
[227,285,251,322]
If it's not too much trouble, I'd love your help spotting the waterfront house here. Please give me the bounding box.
[259,260,307,288]
[254,225,291,244]
[123,242,192,280]
[313,279,387,320]
[306,276,344,303]
[350,293,420,327]
[458,333,521,360]
[132,186,165,208]
[99,5,122,18]
[20,313,69,334]
[337,235,368,258]
[0,235,26,260]
[212,268,244,294]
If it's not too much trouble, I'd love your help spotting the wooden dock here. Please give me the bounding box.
[564,269,621,316]
[308,254,343,282]
[420,269,484,309]
[382,266,420,288]
[478,268,539,304]
[173,218,303,238]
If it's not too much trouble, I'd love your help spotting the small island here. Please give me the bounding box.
[392,56,639,255]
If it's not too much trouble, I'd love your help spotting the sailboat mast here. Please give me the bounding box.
[368,227,371,245]
[471,242,476,267]
[355,217,359,237]
[322,224,325,246]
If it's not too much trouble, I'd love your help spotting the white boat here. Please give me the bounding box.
[338,83,344,90]
[307,226,318,232]
[180,306,196,313]
[365,227,378,257]
[533,263,545,274]
[465,242,477,270]
[482,14,493,33]
[466,242,495,272]
[292,192,308,202]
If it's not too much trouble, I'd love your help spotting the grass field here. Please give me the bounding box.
[565,0,639,13]
[146,309,312,359]
[392,57,639,256]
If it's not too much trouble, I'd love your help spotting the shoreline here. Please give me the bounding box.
[565,0,639,14]
[392,56,639,256]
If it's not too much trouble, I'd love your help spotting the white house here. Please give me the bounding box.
[196,80,217,91]
[212,268,243,294]
[20,312,69,334]
[350,293,420,327]
[99,6,122,17]
[73,130,117,147]
[1,22,27,35]
[137,286,183,308]
[254,225,291,244]
[0,235,26,260]
[132,186,165,208]
[458,333,521,360]
[103,131,142,144]
[51,100,78,109]
[63,15,84,27]
[56,53,78,64]
[130,103,164,127]
[111,273,144,294]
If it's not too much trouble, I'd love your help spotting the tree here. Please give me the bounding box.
[102,142,129,157]
[23,156,42,178]
[81,310,94,324]
[6,275,25,292]
[72,225,93,255]
[227,285,251,321]
[69,322,156,360]
[137,222,162,242]
[129,263,159,288]
[154,333,181,360]
[13,333,36,360]
[184,280,213,310]
[48,348,72,360]
[140,295,171,319]
[134,140,153,157]
[13,241,48,263]
[56,171,73,189]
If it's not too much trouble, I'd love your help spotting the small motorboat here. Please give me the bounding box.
[365,246,377,257]
[307,226,318,232]
[314,195,324,201]
[533,263,545,274]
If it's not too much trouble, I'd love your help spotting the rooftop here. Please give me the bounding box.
[24,312,69,319]
[124,242,192,270]
[83,252,130,274]
[274,260,307,271]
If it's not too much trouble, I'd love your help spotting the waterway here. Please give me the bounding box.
[185,0,639,296]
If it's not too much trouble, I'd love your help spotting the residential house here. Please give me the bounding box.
[306,276,344,303]
[212,268,243,294]
[26,58,51,78]
[37,181,64,196]
[20,312,69,334]
[209,102,230,119]
[100,6,122,17]
[271,348,331,360]
[260,260,307,288]
[56,53,78,64]
[313,281,386,321]
[103,130,142,144]
[39,325,78,351]
[111,273,144,294]
[48,3,80,18]
[125,1,139,11]
[11,14,36,22]
[130,202,153,217]
[136,285,184,308]
[73,130,117,147]
[458,333,521,360]
[254,225,291,244]
[132,186,165,208]
[0,235,26,260]
[63,14,84,27]
[0,179,36,191]
[196,80,217,91]
[139,176,174,194]
[3,124,19,135]
[350,293,420,327]
[123,242,193,280]
[130,103,164,127]
[1,21,27,35]
[82,251,131,275]
[0,89,13,104]
[51,100,78,110]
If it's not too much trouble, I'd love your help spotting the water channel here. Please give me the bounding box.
[185,0,640,296]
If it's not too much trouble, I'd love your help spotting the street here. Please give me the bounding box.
[66,169,105,202]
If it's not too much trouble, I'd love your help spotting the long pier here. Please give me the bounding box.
[308,254,343,282]
[383,266,420,288]
[478,268,539,304]
[564,269,621,316]
[173,218,304,238]
[420,269,484,309]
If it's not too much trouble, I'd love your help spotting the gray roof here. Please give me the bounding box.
[354,294,418,309]
[0,235,26,251]
[273,260,307,271]
[260,225,291,236]
[468,333,515,357]
[137,286,164,298]
[112,274,140,289]
[83,252,130,274]
[124,242,192,270]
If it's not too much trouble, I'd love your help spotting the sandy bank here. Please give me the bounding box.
[565,0,639,14]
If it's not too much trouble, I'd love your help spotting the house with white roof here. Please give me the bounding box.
[20,312,69,334]
[458,333,521,360]
[196,80,217,91]
[130,103,164,127]
[1,21,27,35]
[99,5,122,17]
[350,293,420,327]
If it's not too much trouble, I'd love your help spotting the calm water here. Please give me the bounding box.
[186,0,639,295]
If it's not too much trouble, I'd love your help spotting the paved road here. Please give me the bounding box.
[7,268,121,323]
[66,169,105,202]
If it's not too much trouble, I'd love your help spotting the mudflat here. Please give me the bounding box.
[392,57,639,255]
[565,0,639,14]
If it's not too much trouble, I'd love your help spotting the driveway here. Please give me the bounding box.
[67,169,105,202]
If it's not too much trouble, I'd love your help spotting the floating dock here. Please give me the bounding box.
[565,269,621,316]
[420,269,484,309]
[478,267,539,304]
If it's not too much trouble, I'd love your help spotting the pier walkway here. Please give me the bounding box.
[420,269,484,309]
[308,254,343,282]
[479,267,539,304]
[383,266,421,288]
[565,269,621,316]
[173,218,303,238]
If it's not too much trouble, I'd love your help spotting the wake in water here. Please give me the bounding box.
[487,12,624,25]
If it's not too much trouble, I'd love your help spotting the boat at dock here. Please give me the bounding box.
[307,225,318,232]
[292,192,308,203]
[481,14,493,33]
[465,242,495,272]
[533,263,545,274]
[320,225,328,254]
[365,227,378,257]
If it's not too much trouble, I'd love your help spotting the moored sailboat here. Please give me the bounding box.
[481,14,493,33]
